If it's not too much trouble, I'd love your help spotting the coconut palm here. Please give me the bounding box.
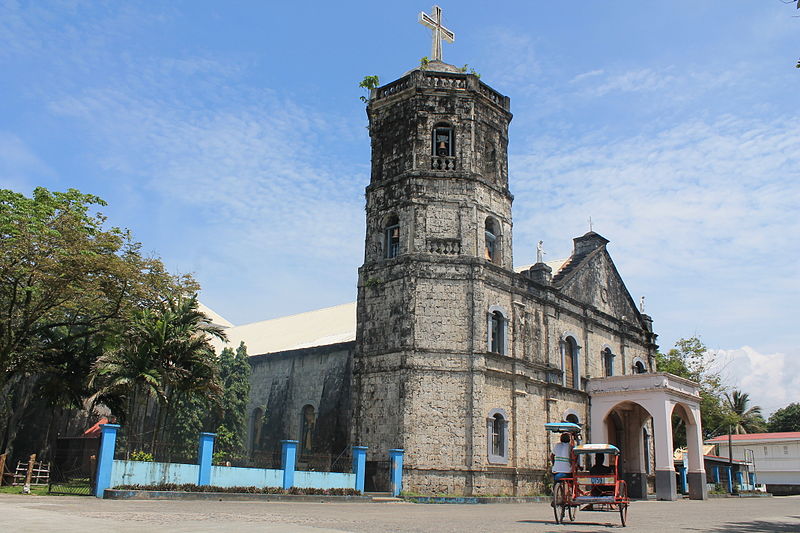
[725,389,766,434]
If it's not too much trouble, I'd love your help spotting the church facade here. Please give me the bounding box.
[350,63,657,495]
[226,59,672,497]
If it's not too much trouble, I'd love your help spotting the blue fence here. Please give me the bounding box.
[93,425,378,498]
[112,460,199,487]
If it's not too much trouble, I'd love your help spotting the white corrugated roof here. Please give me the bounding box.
[197,302,235,328]
[212,302,356,356]
[209,258,568,357]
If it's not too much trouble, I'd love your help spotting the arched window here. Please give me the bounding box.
[384,215,400,259]
[633,359,647,374]
[562,336,580,389]
[487,306,508,355]
[603,348,615,377]
[487,408,509,464]
[565,413,580,425]
[484,218,499,263]
[432,123,454,156]
[300,404,316,453]
[490,311,504,353]
[492,414,505,456]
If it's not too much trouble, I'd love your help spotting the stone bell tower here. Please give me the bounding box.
[352,7,514,493]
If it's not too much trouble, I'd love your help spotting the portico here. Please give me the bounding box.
[588,373,708,501]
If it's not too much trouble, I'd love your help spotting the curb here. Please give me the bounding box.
[104,489,372,502]
[403,495,551,504]
[705,493,773,499]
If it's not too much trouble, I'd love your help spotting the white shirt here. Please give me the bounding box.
[552,442,572,473]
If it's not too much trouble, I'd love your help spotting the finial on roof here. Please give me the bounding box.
[418,5,455,62]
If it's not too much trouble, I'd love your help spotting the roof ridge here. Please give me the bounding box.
[552,248,594,284]
[233,301,356,329]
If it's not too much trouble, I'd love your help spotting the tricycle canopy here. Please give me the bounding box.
[573,443,620,455]
[544,422,581,434]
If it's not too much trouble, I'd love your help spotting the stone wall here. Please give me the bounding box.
[353,68,658,496]
[247,343,353,458]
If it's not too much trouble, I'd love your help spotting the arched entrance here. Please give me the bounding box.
[670,401,704,497]
[600,401,653,499]
[588,373,707,501]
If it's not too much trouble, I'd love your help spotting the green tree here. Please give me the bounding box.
[167,392,209,461]
[0,187,195,455]
[90,295,226,446]
[656,336,732,443]
[161,342,250,463]
[767,402,800,432]
[358,75,380,102]
[213,342,251,461]
[1,188,122,382]
[724,389,766,434]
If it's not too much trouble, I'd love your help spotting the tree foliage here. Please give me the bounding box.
[767,402,800,432]
[358,75,380,102]
[657,336,776,448]
[213,342,251,460]
[89,295,226,432]
[1,187,250,459]
[0,187,196,389]
[656,336,732,442]
[724,389,766,434]
[0,186,198,456]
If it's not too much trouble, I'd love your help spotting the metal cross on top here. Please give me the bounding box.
[418,5,455,62]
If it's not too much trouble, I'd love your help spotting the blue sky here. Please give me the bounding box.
[1,1,798,415]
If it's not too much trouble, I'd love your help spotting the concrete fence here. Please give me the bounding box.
[93,424,381,498]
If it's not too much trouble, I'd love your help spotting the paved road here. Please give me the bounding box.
[2,494,799,532]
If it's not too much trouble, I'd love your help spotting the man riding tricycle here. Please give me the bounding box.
[546,422,630,526]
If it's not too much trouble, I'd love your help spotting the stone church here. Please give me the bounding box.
[212,9,708,500]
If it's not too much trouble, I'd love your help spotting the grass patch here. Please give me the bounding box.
[0,485,52,496]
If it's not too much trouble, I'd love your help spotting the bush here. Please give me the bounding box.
[130,450,154,462]
[113,483,360,496]
[709,483,728,495]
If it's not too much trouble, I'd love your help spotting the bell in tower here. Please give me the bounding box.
[434,125,453,156]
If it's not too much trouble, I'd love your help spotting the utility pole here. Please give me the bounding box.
[728,425,733,466]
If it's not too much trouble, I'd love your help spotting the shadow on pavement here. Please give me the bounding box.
[689,518,800,533]
[518,519,619,528]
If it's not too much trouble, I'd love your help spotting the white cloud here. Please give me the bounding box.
[712,346,800,417]
[565,66,739,102]
[585,68,674,96]
[569,69,604,84]
[477,27,542,88]
[0,1,368,323]
[45,81,367,319]
[510,113,800,352]
[512,114,800,268]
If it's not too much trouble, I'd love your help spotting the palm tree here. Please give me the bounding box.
[89,313,167,435]
[151,296,225,449]
[725,390,766,434]
[90,294,226,450]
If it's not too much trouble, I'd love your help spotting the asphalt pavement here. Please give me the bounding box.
[2,493,799,532]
